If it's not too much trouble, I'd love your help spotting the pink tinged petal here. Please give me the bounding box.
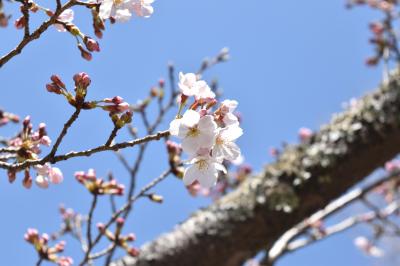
[169,119,181,136]
[55,24,67,32]
[34,163,51,176]
[231,154,244,165]
[181,110,200,128]
[35,175,49,189]
[221,99,238,113]
[195,81,215,99]
[354,236,369,249]
[178,72,198,96]
[221,125,243,142]
[212,145,224,159]
[369,247,384,257]
[99,0,114,19]
[140,5,154,17]
[40,136,52,146]
[198,115,217,132]
[114,9,132,22]
[198,132,216,148]
[183,165,198,186]
[182,136,201,155]
[49,167,63,184]
[223,112,239,126]
[197,165,218,188]
[222,141,241,161]
[58,9,74,23]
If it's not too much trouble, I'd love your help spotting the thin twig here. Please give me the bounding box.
[79,169,171,266]
[105,126,119,147]
[0,130,170,171]
[47,108,81,160]
[268,171,400,263]
[86,194,98,249]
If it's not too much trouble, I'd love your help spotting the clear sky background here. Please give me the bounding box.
[0,0,395,265]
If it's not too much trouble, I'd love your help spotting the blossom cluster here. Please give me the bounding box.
[24,228,73,266]
[5,116,63,189]
[99,0,154,22]
[97,217,139,257]
[347,0,395,11]
[169,72,243,188]
[47,73,131,121]
[75,169,125,195]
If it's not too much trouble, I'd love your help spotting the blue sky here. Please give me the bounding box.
[0,0,393,265]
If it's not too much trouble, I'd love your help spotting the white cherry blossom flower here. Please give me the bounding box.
[213,125,243,161]
[169,110,217,155]
[99,0,133,22]
[132,0,154,17]
[178,72,198,96]
[55,9,74,32]
[183,155,226,188]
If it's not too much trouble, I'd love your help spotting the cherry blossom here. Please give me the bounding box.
[34,163,64,188]
[178,72,215,100]
[178,72,198,97]
[132,0,154,17]
[99,0,134,22]
[169,110,217,155]
[55,9,74,32]
[183,155,226,188]
[213,125,243,161]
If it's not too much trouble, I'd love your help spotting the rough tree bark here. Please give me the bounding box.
[112,71,400,266]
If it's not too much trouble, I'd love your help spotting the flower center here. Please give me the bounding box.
[216,136,224,145]
[196,159,209,171]
[113,0,123,5]
[186,127,200,138]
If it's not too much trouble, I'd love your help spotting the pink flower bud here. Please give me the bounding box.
[23,172,32,189]
[23,116,31,128]
[97,222,106,233]
[8,170,16,183]
[126,233,136,242]
[158,79,165,87]
[127,247,139,257]
[54,240,66,252]
[49,167,63,184]
[298,127,313,142]
[35,175,49,189]
[57,256,73,266]
[83,36,100,52]
[0,13,10,27]
[40,136,51,146]
[116,217,125,226]
[95,28,103,39]
[77,44,92,61]
[73,72,91,88]
[51,75,66,89]
[14,16,26,29]
[41,233,49,243]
